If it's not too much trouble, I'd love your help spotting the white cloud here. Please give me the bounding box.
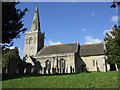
[91,12,95,16]
[5,46,16,50]
[85,36,102,44]
[110,16,120,23]
[45,39,62,45]
[81,28,86,32]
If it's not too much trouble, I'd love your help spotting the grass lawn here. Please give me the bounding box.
[2,71,119,88]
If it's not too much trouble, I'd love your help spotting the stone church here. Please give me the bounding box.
[23,4,111,74]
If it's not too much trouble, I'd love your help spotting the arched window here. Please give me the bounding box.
[29,37,33,44]
[45,60,51,69]
[60,59,65,69]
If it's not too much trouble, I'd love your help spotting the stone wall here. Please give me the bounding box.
[81,55,110,72]
[2,55,111,75]
[34,52,80,74]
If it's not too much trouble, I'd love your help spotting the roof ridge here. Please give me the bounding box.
[45,42,78,47]
[81,42,104,46]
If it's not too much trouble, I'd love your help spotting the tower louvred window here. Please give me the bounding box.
[29,37,33,44]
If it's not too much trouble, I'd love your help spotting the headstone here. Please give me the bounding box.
[44,67,46,74]
[33,61,42,74]
[48,68,50,74]
[52,67,55,74]
[63,68,65,73]
[70,66,72,73]
[66,67,68,73]
[26,63,32,74]
[17,61,26,74]
[42,67,44,74]
[73,68,75,73]
[31,66,34,73]
[2,67,7,74]
[58,68,60,74]
[8,60,18,75]
[60,68,61,74]
[39,66,42,74]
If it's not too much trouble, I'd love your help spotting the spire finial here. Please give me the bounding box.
[37,2,38,5]
[36,3,39,11]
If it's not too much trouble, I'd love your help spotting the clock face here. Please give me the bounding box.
[28,46,32,50]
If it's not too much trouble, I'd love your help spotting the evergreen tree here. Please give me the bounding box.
[111,0,120,8]
[2,2,28,47]
[104,25,120,70]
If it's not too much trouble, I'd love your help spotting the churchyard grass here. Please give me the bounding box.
[2,71,118,88]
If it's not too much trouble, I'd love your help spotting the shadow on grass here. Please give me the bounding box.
[2,72,90,81]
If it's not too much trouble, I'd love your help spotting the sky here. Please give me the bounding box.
[12,2,118,59]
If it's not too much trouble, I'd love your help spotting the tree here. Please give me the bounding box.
[104,0,120,71]
[2,48,21,68]
[104,25,120,70]
[2,2,28,47]
[111,0,120,8]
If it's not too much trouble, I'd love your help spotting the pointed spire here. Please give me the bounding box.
[31,3,40,32]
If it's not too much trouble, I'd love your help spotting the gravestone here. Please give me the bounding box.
[70,66,72,73]
[31,66,35,73]
[41,67,44,74]
[2,67,8,74]
[48,68,50,74]
[33,61,42,74]
[17,61,26,74]
[66,67,68,73]
[44,67,46,74]
[8,60,18,75]
[25,63,32,74]
[52,67,56,74]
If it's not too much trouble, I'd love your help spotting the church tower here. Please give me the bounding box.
[24,4,44,57]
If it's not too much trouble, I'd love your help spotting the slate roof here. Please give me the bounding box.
[36,43,78,56]
[80,43,105,57]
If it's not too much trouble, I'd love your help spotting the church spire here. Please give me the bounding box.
[31,4,40,32]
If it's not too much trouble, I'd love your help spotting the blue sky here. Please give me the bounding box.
[12,2,118,58]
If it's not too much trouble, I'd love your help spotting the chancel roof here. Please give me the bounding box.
[36,43,78,56]
[80,43,105,57]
